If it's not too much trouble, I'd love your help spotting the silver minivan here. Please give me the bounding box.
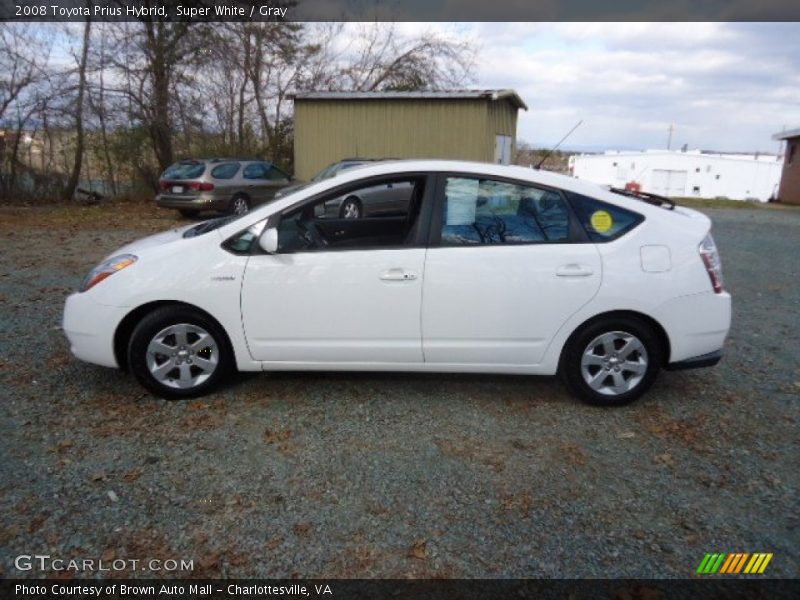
[156,158,293,217]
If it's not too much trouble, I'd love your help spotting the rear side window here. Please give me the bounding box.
[440,176,570,246]
[162,162,205,180]
[211,162,240,179]
[567,193,644,242]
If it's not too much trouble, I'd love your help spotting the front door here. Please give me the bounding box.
[421,175,602,366]
[240,174,430,363]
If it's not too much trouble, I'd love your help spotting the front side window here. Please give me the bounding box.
[276,177,423,253]
[211,162,240,180]
[223,219,267,254]
[569,193,644,242]
[440,177,570,246]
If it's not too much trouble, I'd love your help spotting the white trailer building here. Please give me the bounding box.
[568,150,782,201]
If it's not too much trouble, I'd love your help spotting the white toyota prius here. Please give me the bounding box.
[63,160,731,406]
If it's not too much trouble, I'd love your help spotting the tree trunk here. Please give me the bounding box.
[63,19,91,201]
[95,27,117,195]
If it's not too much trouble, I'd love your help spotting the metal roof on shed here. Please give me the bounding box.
[773,127,800,140]
[291,89,528,111]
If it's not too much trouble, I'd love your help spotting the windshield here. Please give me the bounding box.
[162,162,206,180]
[182,215,238,238]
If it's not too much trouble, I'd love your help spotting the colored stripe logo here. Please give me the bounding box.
[697,553,773,574]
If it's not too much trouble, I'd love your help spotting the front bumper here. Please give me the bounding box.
[63,292,128,368]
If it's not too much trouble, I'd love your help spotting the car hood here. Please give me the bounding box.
[108,222,197,259]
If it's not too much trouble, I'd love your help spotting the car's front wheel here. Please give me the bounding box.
[128,305,234,399]
[560,316,662,406]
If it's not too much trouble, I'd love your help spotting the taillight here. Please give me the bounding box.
[188,182,214,191]
[699,233,724,293]
[159,180,169,190]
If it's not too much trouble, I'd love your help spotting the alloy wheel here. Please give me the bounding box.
[232,197,249,215]
[342,200,360,219]
[146,323,219,389]
[580,331,649,396]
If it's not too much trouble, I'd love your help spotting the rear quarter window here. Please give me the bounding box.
[211,162,240,179]
[567,193,644,242]
[267,166,289,182]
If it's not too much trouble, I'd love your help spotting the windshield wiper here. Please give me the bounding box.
[183,216,234,238]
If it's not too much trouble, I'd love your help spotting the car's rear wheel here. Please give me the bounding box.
[339,197,362,219]
[229,194,250,216]
[560,316,662,406]
[128,305,234,399]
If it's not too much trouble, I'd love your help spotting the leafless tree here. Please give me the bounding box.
[63,19,92,201]
[2,19,476,200]
[334,23,476,91]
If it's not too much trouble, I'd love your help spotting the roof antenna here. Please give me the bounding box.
[535,120,583,170]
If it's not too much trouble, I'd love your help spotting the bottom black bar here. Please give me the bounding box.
[666,349,724,371]
[1,579,798,600]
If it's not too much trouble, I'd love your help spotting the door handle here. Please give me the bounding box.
[380,268,418,282]
[556,264,594,277]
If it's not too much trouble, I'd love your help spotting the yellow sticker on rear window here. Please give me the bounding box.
[590,210,613,233]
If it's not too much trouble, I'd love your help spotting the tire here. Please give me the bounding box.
[178,209,198,218]
[229,194,250,216]
[127,305,234,400]
[560,316,662,407]
[339,196,362,219]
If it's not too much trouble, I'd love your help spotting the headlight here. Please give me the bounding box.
[80,254,137,292]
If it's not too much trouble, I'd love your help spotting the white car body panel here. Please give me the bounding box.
[241,248,426,363]
[62,159,731,381]
[421,243,602,365]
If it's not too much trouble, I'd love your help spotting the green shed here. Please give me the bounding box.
[291,90,528,180]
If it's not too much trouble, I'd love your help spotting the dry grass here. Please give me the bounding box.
[675,197,800,211]
[0,200,183,232]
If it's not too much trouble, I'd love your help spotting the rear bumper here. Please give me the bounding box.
[666,348,723,371]
[652,291,731,363]
[155,193,226,211]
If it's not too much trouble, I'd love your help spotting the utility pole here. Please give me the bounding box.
[667,123,674,150]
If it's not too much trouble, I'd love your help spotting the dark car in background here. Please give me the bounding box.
[156,158,293,217]
[276,158,413,219]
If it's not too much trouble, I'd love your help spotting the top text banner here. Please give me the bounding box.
[2,0,800,22]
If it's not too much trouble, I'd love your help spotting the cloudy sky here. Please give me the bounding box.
[46,20,800,154]
[452,22,800,153]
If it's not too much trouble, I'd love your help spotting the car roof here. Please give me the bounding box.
[325,159,708,221]
[316,159,622,200]
[174,158,269,164]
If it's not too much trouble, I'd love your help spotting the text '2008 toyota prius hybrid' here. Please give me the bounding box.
[63,160,731,406]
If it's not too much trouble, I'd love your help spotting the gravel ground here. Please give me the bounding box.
[0,202,798,579]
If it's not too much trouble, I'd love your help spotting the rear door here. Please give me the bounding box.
[421,174,602,366]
